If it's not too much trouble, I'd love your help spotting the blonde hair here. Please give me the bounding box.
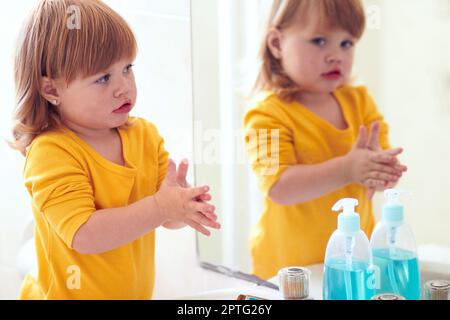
[254,0,366,102]
[10,0,137,155]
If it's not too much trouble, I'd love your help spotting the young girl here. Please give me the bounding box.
[10,0,220,299]
[244,0,408,279]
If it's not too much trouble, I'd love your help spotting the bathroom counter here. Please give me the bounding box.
[179,264,324,300]
[180,245,450,300]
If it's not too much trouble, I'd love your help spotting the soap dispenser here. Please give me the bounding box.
[370,189,420,300]
[323,198,375,300]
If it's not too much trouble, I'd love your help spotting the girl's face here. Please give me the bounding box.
[268,15,357,95]
[55,58,137,130]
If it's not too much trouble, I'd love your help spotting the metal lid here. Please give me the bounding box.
[371,293,406,300]
[424,280,450,300]
[278,266,311,300]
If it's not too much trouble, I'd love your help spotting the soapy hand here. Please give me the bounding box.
[344,122,407,197]
[154,159,220,236]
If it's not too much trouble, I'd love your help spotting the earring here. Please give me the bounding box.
[52,100,58,105]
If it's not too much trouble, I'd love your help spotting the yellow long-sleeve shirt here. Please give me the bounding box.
[244,85,391,279]
[19,117,168,299]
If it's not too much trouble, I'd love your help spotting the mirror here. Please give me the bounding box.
[192,0,450,277]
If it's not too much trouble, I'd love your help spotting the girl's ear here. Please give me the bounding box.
[267,28,283,59]
[40,77,61,106]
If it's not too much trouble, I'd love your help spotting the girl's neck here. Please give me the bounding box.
[62,119,116,141]
[296,91,333,109]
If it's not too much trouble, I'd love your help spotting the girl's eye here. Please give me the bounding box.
[96,74,110,84]
[341,40,354,49]
[124,64,134,73]
[311,37,326,46]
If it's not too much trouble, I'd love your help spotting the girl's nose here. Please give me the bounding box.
[113,77,132,98]
[325,50,343,64]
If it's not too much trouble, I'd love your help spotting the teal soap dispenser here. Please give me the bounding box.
[370,189,420,300]
[323,198,376,300]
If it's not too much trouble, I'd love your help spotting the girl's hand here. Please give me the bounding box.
[176,159,212,203]
[154,159,220,236]
[365,122,408,199]
[362,149,406,190]
[344,125,406,189]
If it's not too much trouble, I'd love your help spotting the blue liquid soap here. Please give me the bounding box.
[323,258,376,300]
[372,248,420,300]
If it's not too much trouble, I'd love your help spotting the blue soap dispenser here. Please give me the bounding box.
[370,189,420,300]
[323,198,375,300]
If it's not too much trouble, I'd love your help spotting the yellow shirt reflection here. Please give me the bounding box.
[244,86,390,279]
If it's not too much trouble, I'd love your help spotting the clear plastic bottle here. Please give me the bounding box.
[323,198,376,300]
[370,189,420,300]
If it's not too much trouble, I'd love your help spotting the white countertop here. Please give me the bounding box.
[179,245,450,300]
[179,264,324,300]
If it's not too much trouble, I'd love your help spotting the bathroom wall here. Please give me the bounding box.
[379,0,450,247]
[351,0,450,247]
[0,0,41,300]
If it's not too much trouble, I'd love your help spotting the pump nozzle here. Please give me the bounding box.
[332,198,359,214]
[332,198,360,235]
[382,189,410,227]
[384,189,409,204]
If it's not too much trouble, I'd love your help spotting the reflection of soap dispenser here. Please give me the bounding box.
[323,198,375,300]
[370,189,420,300]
